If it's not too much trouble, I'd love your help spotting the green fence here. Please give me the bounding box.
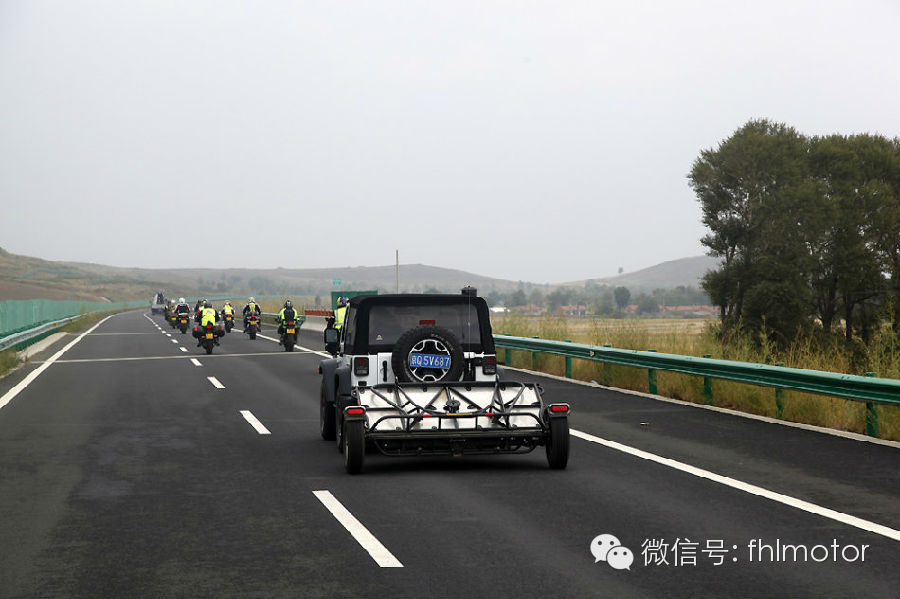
[0,299,147,338]
[494,334,900,438]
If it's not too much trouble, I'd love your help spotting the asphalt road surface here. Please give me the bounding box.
[1,311,899,598]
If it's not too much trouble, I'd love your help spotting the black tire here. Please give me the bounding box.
[204,342,214,355]
[180,325,187,334]
[320,379,336,440]
[343,419,365,474]
[391,325,465,384]
[335,403,343,453]
[284,337,294,352]
[546,417,569,470]
[249,325,256,340]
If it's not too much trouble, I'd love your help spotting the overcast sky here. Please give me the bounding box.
[1,1,898,283]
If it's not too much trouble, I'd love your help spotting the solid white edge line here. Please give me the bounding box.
[313,490,403,567]
[190,359,202,367]
[0,315,114,411]
[207,376,225,389]
[570,428,900,542]
[240,410,271,435]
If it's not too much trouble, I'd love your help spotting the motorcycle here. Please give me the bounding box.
[280,319,297,352]
[195,322,222,355]
[177,311,191,334]
[223,312,234,333]
[245,312,260,340]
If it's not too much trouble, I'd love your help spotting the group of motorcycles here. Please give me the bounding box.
[162,301,298,354]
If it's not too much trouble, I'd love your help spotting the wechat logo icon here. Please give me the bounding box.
[591,534,634,571]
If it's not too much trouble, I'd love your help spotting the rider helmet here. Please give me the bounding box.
[179,297,185,304]
[284,300,293,309]
[249,297,255,303]
[338,296,349,307]
[203,300,211,308]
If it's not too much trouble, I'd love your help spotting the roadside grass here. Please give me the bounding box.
[493,314,900,442]
[0,348,18,379]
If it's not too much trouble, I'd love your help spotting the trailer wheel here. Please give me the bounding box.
[546,418,569,470]
[320,380,336,440]
[343,420,365,474]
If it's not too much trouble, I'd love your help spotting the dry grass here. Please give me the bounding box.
[492,314,900,441]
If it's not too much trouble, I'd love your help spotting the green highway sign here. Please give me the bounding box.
[332,278,342,285]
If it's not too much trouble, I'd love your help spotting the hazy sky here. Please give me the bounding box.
[1,1,898,283]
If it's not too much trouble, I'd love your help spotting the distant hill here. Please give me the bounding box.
[563,256,720,291]
[0,247,172,301]
[1,246,719,302]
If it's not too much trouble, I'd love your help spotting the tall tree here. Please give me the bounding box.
[689,119,815,339]
[613,286,631,310]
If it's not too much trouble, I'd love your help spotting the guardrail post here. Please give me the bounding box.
[647,349,657,394]
[532,336,540,371]
[865,372,879,438]
[601,344,612,386]
[564,339,572,378]
[702,354,713,405]
[502,333,512,365]
[774,362,786,419]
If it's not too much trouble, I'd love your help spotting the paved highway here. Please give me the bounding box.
[1,311,899,598]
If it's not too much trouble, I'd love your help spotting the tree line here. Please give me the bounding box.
[690,119,900,343]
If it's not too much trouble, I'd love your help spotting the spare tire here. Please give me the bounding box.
[391,325,465,384]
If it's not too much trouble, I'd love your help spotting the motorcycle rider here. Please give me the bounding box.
[243,297,262,332]
[334,296,349,331]
[175,297,191,317]
[221,300,235,322]
[195,299,221,346]
[276,300,301,345]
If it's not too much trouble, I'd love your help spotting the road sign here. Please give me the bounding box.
[332,278,342,286]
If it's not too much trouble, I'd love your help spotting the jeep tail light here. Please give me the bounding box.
[549,404,569,413]
[353,357,369,376]
[482,355,497,375]
[346,407,365,416]
[419,320,435,325]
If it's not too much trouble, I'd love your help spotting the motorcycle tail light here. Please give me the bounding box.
[346,407,365,416]
[549,404,569,413]
[353,357,369,376]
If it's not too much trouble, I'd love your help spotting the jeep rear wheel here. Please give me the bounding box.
[320,379,336,440]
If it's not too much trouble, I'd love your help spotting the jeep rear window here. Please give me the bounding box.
[367,304,481,347]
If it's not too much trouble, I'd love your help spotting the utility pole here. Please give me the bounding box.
[396,249,400,293]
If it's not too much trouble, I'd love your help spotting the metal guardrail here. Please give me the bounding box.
[0,315,82,353]
[493,334,900,438]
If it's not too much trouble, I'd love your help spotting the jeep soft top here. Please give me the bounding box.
[340,293,495,355]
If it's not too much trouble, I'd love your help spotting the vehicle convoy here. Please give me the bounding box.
[318,290,570,474]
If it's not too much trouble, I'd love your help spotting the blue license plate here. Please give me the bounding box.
[409,353,452,369]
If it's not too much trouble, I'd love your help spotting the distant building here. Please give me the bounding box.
[513,304,543,316]
[556,305,587,316]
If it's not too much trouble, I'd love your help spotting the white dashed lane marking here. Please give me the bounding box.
[207,377,225,389]
[240,410,271,435]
